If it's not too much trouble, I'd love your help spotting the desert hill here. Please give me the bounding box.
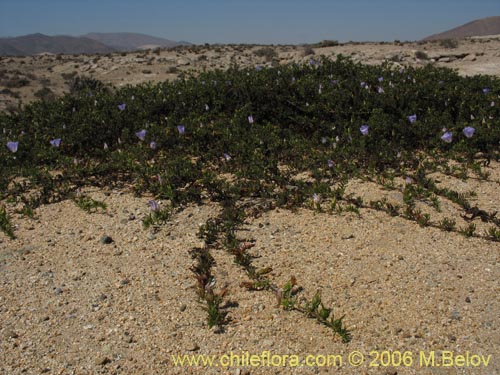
[0,32,188,56]
[83,32,188,51]
[0,33,115,56]
[423,16,500,40]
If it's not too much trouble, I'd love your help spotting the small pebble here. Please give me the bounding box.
[95,356,111,366]
[4,329,19,339]
[187,342,200,351]
[100,235,114,244]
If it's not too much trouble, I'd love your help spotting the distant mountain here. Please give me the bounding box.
[0,33,115,56]
[0,32,190,56]
[83,32,189,51]
[423,16,500,40]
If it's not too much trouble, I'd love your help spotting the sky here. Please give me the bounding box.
[0,0,499,44]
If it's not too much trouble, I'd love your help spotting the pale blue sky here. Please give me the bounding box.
[1,0,499,43]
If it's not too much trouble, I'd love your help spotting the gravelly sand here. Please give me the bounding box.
[1,163,499,374]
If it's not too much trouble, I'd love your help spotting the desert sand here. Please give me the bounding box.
[1,39,499,375]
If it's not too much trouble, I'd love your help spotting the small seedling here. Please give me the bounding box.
[143,200,172,229]
[204,287,229,328]
[459,223,476,237]
[0,205,15,239]
[486,226,500,242]
[73,195,107,213]
[439,218,456,232]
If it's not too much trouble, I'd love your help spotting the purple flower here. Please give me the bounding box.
[378,76,384,82]
[327,159,334,168]
[377,86,384,94]
[177,125,185,134]
[150,141,157,150]
[136,129,146,141]
[50,138,61,147]
[223,153,231,161]
[360,125,369,136]
[441,131,453,143]
[482,88,490,94]
[6,141,18,153]
[255,65,262,71]
[313,193,320,204]
[149,200,159,212]
[405,177,413,184]
[360,81,367,88]
[408,114,417,123]
[248,115,254,124]
[118,103,126,111]
[463,126,475,138]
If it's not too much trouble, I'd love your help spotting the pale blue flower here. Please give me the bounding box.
[408,114,417,123]
[6,141,18,153]
[150,141,157,150]
[50,138,61,147]
[177,125,185,134]
[441,131,453,143]
[463,126,475,138]
[136,129,146,141]
[149,200,159,211]
[248,115,254,124]
[360,125,369,136]
[118,103,126,111]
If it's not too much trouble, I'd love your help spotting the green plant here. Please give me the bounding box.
[486,226,500,241]
[459,223,476,237]
[253,47,278,62]
[439,218,456,232]
[440,39,459,49]
[415,51,429,60]
[142,206,172,229]
[0,205,15,239]
[305,292,351,343]
[73,195,107,213]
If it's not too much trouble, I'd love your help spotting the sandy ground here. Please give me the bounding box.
[1,38,500,374]
[1,37,500,111]
[1,164,499,374]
